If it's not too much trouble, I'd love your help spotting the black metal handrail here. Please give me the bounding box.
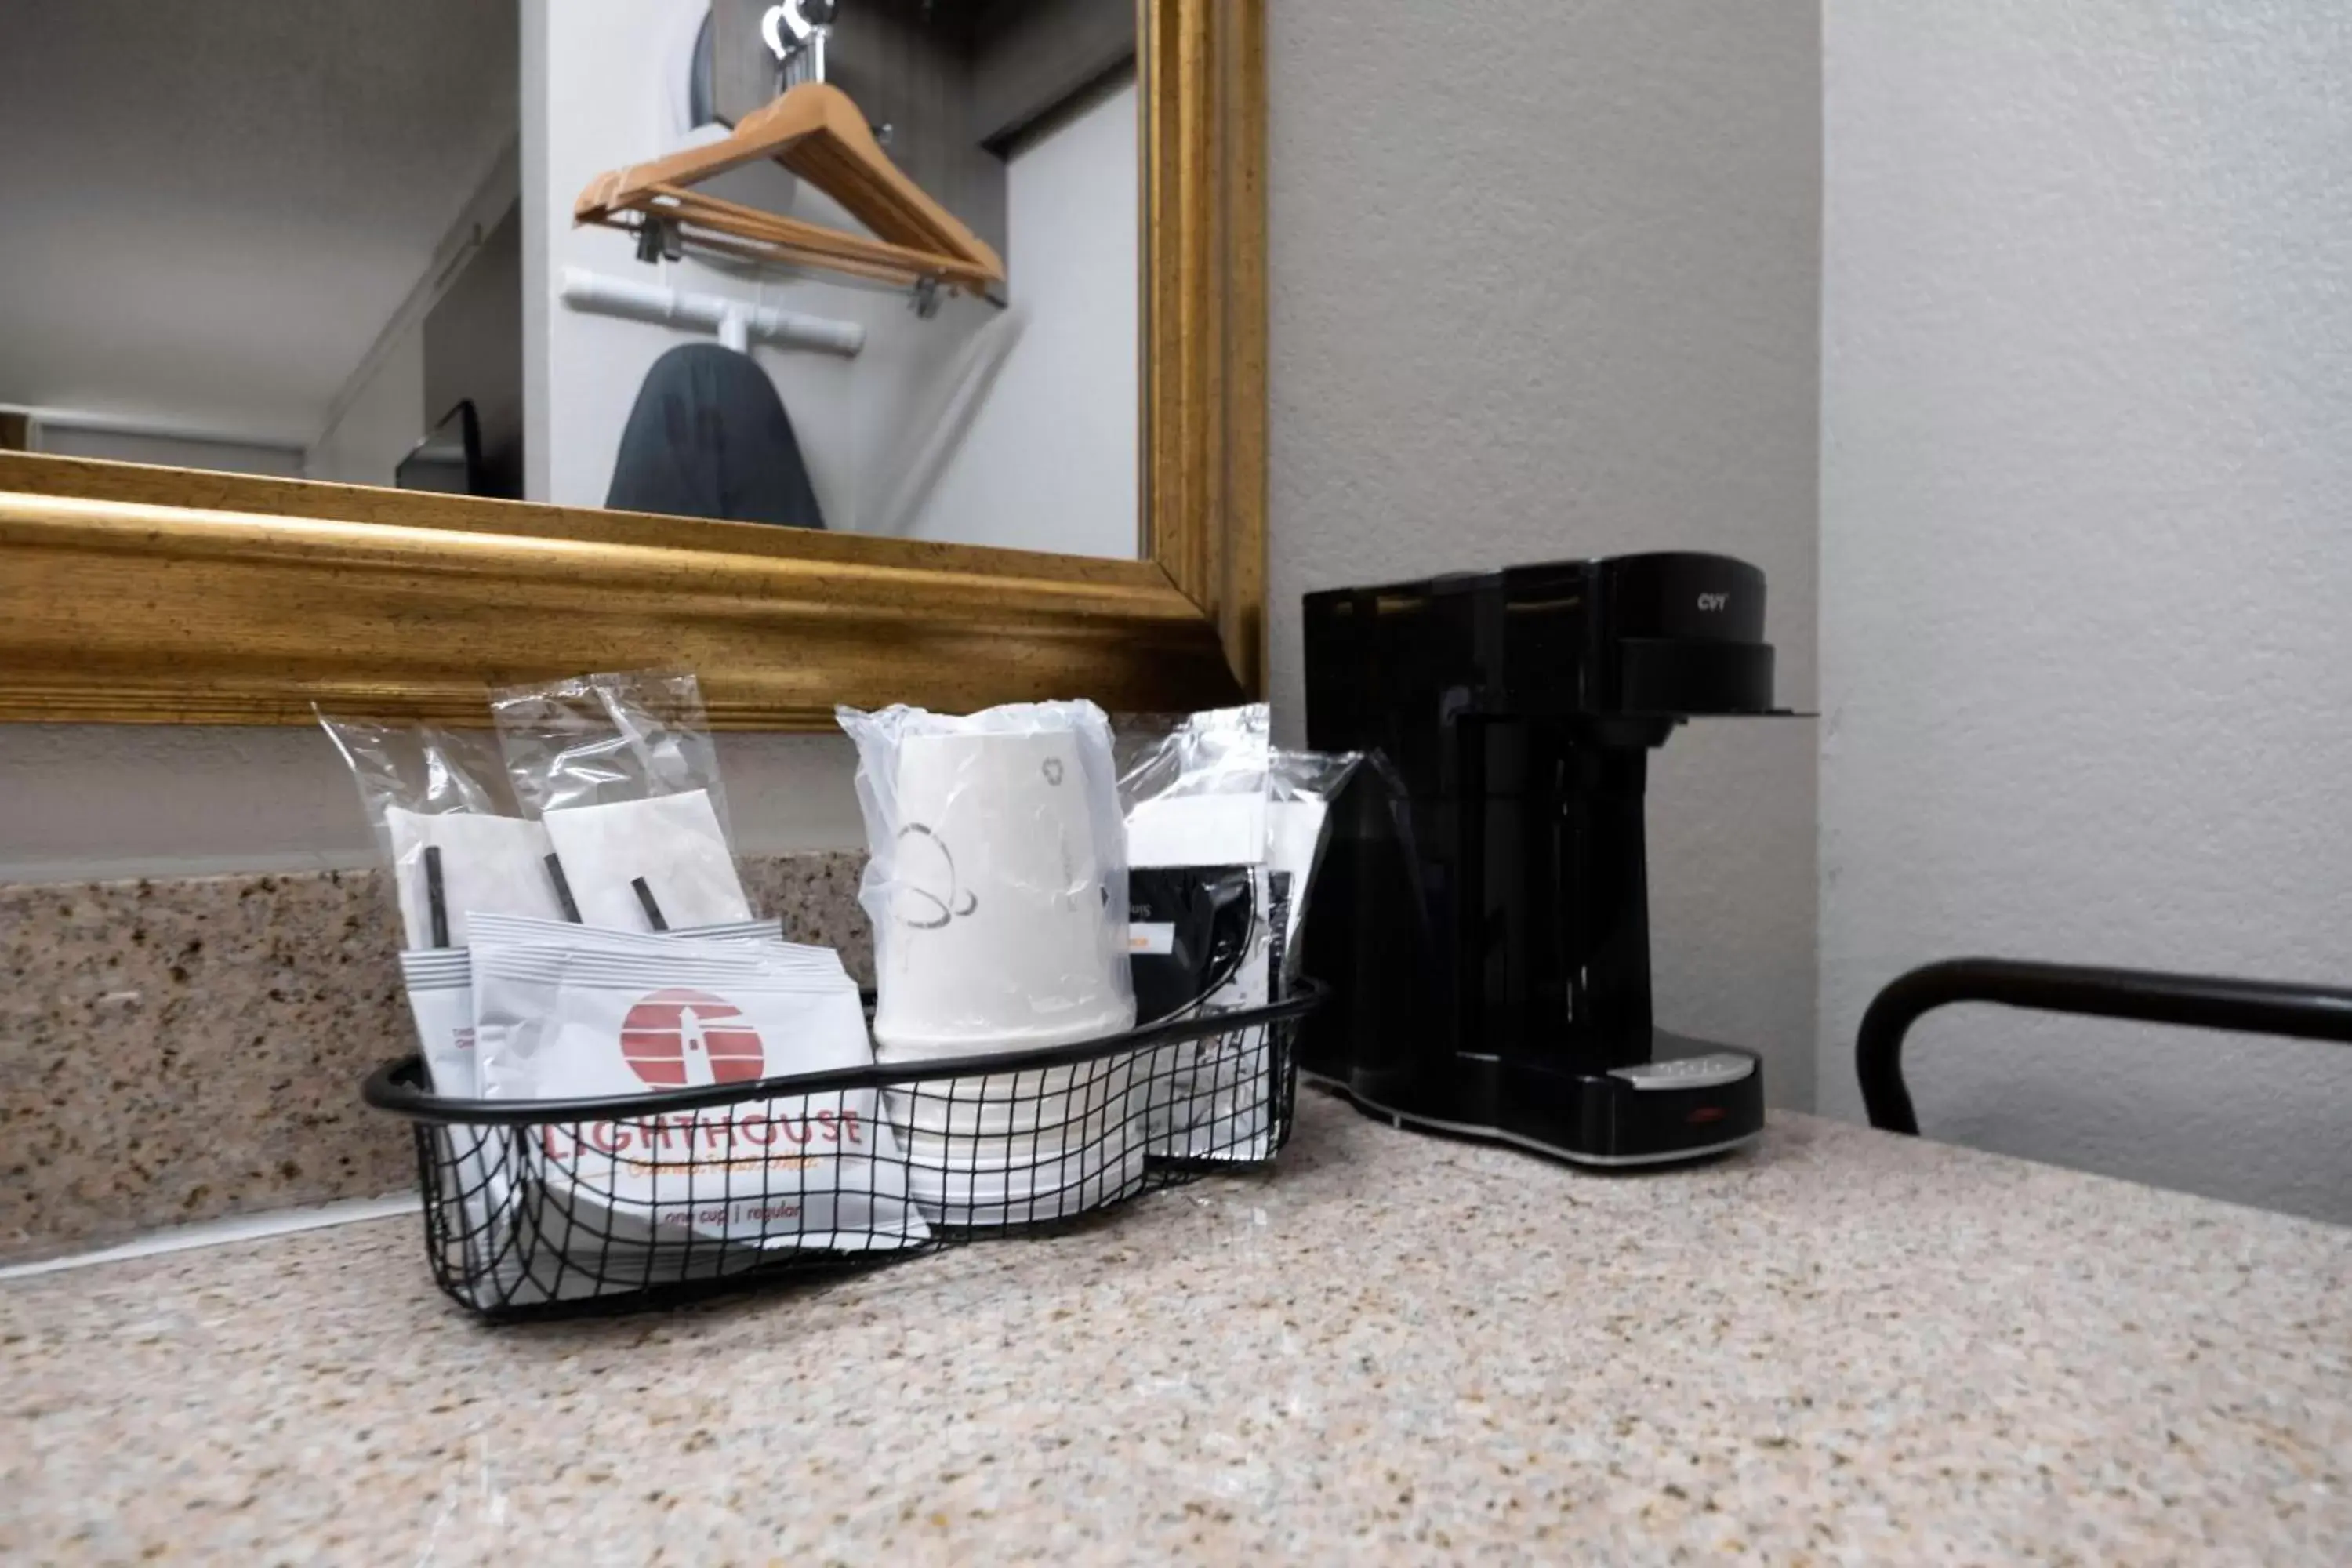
[1857,957,2352,1134]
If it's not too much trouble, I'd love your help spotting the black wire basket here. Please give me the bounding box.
[362,981,1323,1319]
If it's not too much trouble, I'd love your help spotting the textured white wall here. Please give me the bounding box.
[902,79,1138,557]
[0,0,515,447]
[0,727,862,885]
[304,326,425,488]
[1268,1,1823,1107]
[30,427,303,477]
[1819,2,2352,1219]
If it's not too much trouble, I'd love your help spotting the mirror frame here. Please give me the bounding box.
[0,0,1261,729]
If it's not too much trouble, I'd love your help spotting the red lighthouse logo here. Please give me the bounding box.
[619,988,765,1088]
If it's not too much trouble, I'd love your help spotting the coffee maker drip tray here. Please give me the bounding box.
[1307,1033,1765,1168]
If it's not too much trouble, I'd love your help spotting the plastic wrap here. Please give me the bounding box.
[837,699,1140,1225]
[464,935,925,1306]
[394,946,514,1295]
[465,912,845,977]
[1120,706,1271,1020]
[837,700,1133,1056]
[489,670,751,931]
[1267,746,1363,984]
[1121,704,1277,1160]
[401,917,873,1310]
[317,711,566,949]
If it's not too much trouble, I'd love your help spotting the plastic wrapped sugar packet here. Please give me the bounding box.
[491,670,753,932]
[317,711,567,949]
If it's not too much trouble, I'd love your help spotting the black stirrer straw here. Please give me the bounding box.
[423,845,451,949]
[545,854,583,923]
[631,877,670,931]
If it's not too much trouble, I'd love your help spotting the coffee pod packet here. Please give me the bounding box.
[1120,703,1278,1160]
[398,947,481,1094]
[490,670,753,932]
[836,700,1134,1058]
[410,918,848,1309]
[1267,746,1362,985]
[395,946,523,1299]
[317,710,568,949]
[465,912,847,980]
[472,942,927,1288]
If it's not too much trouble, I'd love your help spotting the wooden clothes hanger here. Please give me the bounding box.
[575,80,1007,298]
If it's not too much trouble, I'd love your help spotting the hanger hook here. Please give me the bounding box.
[763,1,833,67]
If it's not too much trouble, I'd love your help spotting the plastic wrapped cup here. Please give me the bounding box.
[871,728,1133,1058]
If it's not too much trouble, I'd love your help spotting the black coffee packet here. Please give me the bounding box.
[1127,865,1255,1024]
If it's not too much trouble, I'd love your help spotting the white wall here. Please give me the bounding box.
[1819,2,2352,1219]
[902,78,1138,556]
[0,726,862,885]
[522,0,1133,557]
[304,326,425,488]
[33,425,303,477]
[0,0,515,452]
[1269,1,1823,1108]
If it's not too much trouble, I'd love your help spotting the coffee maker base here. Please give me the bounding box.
[1308,1036,1767,1168]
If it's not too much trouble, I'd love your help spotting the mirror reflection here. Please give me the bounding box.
[0,0,1142,560]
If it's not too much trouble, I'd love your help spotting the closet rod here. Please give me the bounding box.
[557,267,866,358]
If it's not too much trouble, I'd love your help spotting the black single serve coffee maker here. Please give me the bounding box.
[1299,552,1785,1165]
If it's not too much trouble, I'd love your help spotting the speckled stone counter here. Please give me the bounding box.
[0,854,869,1255]
[6,1095,2350,1563]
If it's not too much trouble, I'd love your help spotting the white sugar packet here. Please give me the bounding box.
[384,807,565,949]
[539,789,752,931]
[473,945,924,1276]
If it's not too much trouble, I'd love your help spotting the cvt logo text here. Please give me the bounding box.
[1695,593,1730,612]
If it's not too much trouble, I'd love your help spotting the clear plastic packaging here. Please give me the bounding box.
[1121,704,1276,1160]
[838,699,1141,1226]
[465,912,846,978]
[394,946,513,1295]
[467,938,927,1306]
[400,916,881,1310]
[837,699,1134,1057]
[1267,746,1363,985]
[316,711,567,949]
[488,670,752,931]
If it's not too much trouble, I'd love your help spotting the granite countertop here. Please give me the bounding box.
[6,1094,2350,1563]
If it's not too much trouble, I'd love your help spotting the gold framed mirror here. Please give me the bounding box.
[0,0,1261,728]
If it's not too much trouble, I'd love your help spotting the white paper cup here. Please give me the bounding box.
[871,729,1133,1058]
[887,1051,1137,1144]
[895,1051,1140,1231]
[900,1134,1149,1228]
[864,722,1139,1225]
[887,1067,1086,1138]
